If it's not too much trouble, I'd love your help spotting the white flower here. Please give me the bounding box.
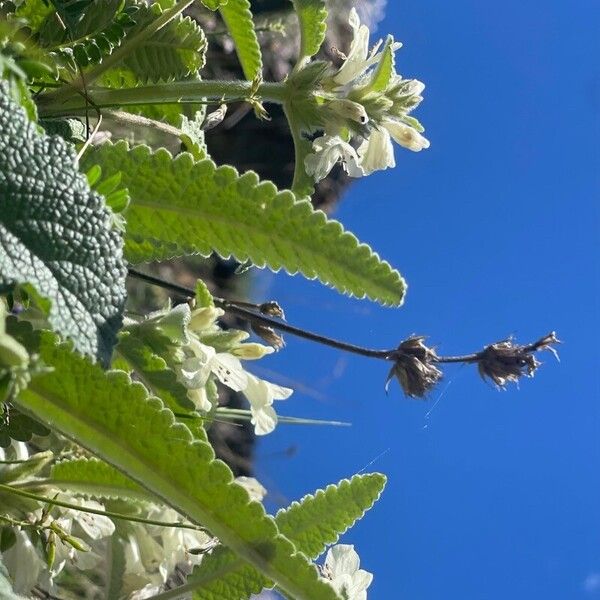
[333,9,399,87]
[2,530,46,593]
[333,9,402,88]
[235,476,267,502]
[322,544,373,600]
[178,339,248,410]
[356,127,395,174]
[382,118,430,152]
[304,134,364,182]
[243,374,293,435]
[355,119,430,175]
[122,506,212,598]
[304,8,429,182]
[57,497,115,540]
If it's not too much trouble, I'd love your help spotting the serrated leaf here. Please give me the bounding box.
[293,0,327,60]
[188,473,385,599]
[115,323,195,412]
[101,2,206,86]
[219,0,262,81]
[275,473,386,557]
[0,82,126,364]
[200,0,227,9]
[50,457,151,501]
[82,142,406,306]
[9,321,340,600]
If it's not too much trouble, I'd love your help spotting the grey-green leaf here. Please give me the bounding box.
[0,82,126,364]
[82,142,406,307]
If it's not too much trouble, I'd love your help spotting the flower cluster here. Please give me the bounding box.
[304,8,429,182]
[173,304,293,435]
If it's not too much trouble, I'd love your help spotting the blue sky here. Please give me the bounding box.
[253,1,599,598]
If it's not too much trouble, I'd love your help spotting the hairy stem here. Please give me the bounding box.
[38,80,288,117]
[39,0,196,106]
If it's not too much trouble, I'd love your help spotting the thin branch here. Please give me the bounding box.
[127,267,393,359]
[126,269,560,401]
[0,483,207,532]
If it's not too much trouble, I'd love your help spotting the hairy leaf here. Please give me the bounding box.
[101,1,206,86]
[200,0,228,9]
[293,0,327,60]
[50,456,151,501]
[9,321,339,600]
[366,37,394,94]
[49,4,139,70]
[188,473,386,599]
[115,322,195,412]
[82,142,406,306]
[0,82,126,364]
[219,0,262,81]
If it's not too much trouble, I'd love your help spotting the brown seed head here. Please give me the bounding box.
[386,336,443,398]
[251,323,285,349]
[259,301,285,320]
[477,331,560,388]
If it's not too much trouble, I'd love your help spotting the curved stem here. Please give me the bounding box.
[127,267,393,359]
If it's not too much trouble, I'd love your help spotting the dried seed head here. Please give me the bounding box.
[259,301,285,320]
[386,336,443,398]
[477,331,560,388]
[251,323,285,349]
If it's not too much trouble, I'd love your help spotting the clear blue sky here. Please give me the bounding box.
[253,2,599,598]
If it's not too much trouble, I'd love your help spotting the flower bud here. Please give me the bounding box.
[202,103,227,131]
[189,306,224,333]
[62,534,90,553]
[232,343,274,360]
[45,532,56,569]
[329,99,369,125]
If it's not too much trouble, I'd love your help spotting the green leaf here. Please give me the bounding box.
[199,0,227,9]
[187,473,386,599]
[115,321,195,412]
[82,142,406,306]
[101,1,206,86]
[275,473,386,557]
[0,81,126,364]
[364,36,394,94]
[195,278,214,308]
[293,0,327,61]
[48,4,139,71]
[219,0,262,81]
[9,322,340,600]
[50,456,151,501]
